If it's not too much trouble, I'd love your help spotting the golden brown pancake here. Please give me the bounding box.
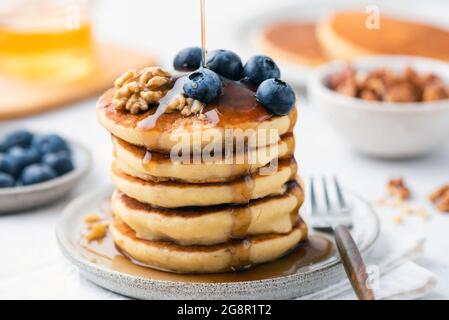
[317,11,449,61]
[112,181,304,245]
[111,158,298,208]
[111,217,308,274]
[97,79,297,153]
[111,133,295,183]
[260,22,328,66]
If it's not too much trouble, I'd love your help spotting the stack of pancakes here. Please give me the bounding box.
[97,78,307,274]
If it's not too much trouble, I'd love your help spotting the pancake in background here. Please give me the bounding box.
[260,22,328,66]
[317,11,449,61]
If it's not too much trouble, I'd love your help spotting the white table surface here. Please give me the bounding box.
[0,0,448,299]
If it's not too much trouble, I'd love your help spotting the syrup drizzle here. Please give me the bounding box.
[200,0,207,66]
[137,75,188,130]
[80,222,335,282]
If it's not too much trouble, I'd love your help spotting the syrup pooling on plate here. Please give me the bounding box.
[78,200,319,275]
[79,215,334,282]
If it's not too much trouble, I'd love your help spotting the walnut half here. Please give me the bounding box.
[387,178,411,200]
[429,184,449,212]
[112,67,172,114]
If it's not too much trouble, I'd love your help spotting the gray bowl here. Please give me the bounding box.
[0,141,92,214]
[56,186,380,299]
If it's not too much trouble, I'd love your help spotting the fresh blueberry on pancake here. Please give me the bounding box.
[0,172,14,188]
[2,130,33,149]
[173,47,203,71]
[256,78,296,115]
[243,55,280,85]
[206,49,243,80]
[20,163,57,186]
[183,68,222,103]
[42,152,74,176]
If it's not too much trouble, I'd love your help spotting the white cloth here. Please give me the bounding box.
[300,218,436,300]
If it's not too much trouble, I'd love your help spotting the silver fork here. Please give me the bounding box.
[309,175,375,300]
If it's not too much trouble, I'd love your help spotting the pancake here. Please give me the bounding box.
[111,158,298,208]
[111,217,308,274]
[97,79,297,153]
[111,133,295,183]
[317,11,449,61]
[111,181,304,246]
[260,22,328,66]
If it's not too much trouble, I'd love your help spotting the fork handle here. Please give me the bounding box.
[334,225,375,300]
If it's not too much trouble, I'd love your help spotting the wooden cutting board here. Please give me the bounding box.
[0,43,156,120]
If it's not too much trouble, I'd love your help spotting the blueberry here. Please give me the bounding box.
[33,134,69,154]
[20,164,57,186]
[0,153,21,178]
[183,68,222,103]
[243,55,280,85]
[8,146,41,169]
[0,172,15,188]
[2,130,33,149]
[174,47,203,71]
[0,141,6,153]
[256,79,296,115]
[206,49,243,80]
[42,152,74,176]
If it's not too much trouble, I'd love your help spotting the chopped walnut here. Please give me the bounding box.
[422,84,449,102]
[112,67,173,114]
[360,89,380,101]
[416,206,431,220]
[429,184,449,212]
[387,178,411,200]
[85,222,109,242]
[328,66,449,103]
[162,94,205,116]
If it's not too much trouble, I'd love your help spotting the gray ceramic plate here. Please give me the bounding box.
[0,141,92,214]
[56,186,380,300]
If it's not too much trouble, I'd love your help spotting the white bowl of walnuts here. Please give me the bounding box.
[308,55,449,159]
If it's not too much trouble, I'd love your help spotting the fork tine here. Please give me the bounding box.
[309,176,318,215]
[333,175,347,209]
[321,176,331,213]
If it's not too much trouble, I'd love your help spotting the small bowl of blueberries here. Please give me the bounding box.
[0,129,91,213]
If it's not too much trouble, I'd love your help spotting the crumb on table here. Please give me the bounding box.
[83,213,101,224]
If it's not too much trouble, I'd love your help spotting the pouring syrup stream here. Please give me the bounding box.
[200,0,207,67]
